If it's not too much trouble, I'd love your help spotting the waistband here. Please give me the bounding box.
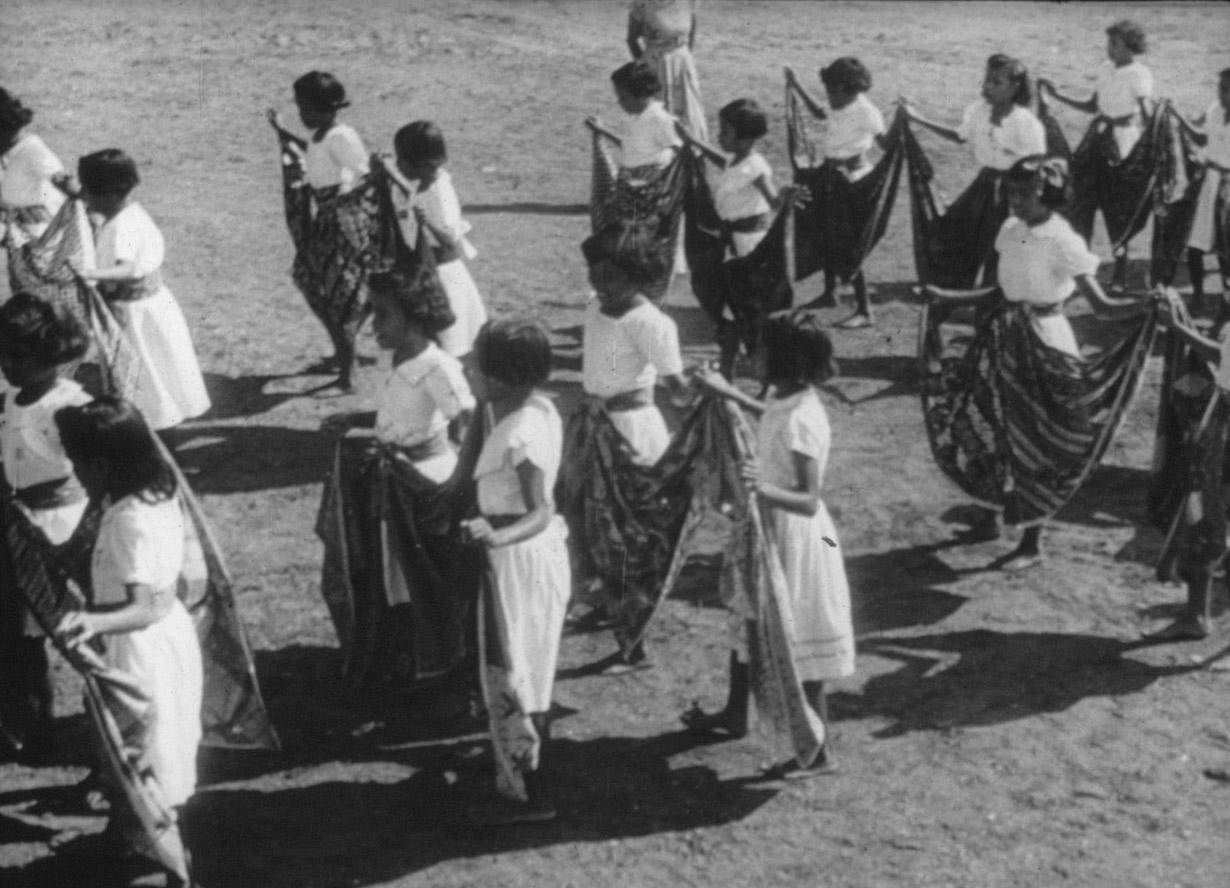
[14,476,88,510]
[824,155,866,172]
[392,433,452,462]
[98,269,164,302]
[586,388,654,413]
[483,514,525,530]
[644,33,689,51]
[720,214,769,234]
[1021,301,1064,317]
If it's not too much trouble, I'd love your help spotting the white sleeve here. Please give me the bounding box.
[420,175,471,246]
[957,101,978,142]
[1133,66,1154,101]
[863,100,886,137]
[786,406,827,462]
[329,126,370,189]
[424,359,476,420]
[1013,111,1047,159]
[993,217,1018,253]
[642,312,684,378]
[1051,227,1100,279]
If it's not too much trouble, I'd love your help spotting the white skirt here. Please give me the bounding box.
[113,287,211,430]
[435,259,488,359]
[103,600,203,807]
[486,515,570,713]
[1188,171,1225,253]
[1029,311,1081,358]
[608,404,671,466]
[770,500,855,682]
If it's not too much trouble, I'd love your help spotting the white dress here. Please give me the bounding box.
[1095,60,1153,159]
[474,393,570,715]
[0,132,65,240]
[303,123,370,193]
[824,94,886,182]
[581,298,683,464]
[995,215,1100,358]
[958,101,1047,171]
[619,99,682,172]
[373,343,475,484]
[758,387,855,682]
[1188,101,1230,253]
[708,151,773,257]
[94,202,211,430]
[393,170,487,357]
[92,494,202,808]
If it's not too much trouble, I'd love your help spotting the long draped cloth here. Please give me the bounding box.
[786,87,907,284]
[918,291,1158,525]
[315,431,479,690]
[590,130,687,303]
[273,127,385,358]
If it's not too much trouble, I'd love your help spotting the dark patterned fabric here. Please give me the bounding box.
[2,198,82,316]
[787,90,907,283]
[315,432,480,690]
[920,295,1158,525]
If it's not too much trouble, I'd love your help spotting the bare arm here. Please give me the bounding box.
[585,116,623,147]
[466,460,555,549]
[917,284,1000,302]
[80,259,138,282]
[266,109,308,151]
[1038,80,1099,115]
[675,121,726,166]
[756,450,822,518]
[1077,274,1151,318]
[696,368,765,414]
[626,13,644,58]
[57,583,175,646]
[901,103,964,144]
[784,67,826,120]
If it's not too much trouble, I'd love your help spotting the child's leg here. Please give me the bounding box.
[836,271,874,329]
[1188,248,1208,308]
[681,651,749,737]
[1001,524,1044,572]
[1111,247,1129,290]
[801,271,840,310]
[801,680,833,763]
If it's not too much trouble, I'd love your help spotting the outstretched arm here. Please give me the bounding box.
[784,67,826,120]
[900,100,964,145]
[1077,274,1151,319]
[267,109,307,151]
[585,116,623,147]
[1038,80,1098,115]
[695,367,765,414]
[675,120,726,166]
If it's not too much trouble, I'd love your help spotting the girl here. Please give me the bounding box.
[1175,69,1230,317]
[0,293,91,762]
[317,266,477,688]
[626,0,708,143]
[786,58,887,327]
[586,60,682,178]
[383,121,488,358]
[269,70,372,389]
[464,320,570,824]
[72,149,211,432]
[0,88,64,244]
[931,156,1143,566]
[1041,20,1154,289]
[686,312,854,777]
[904,54,1047,287]
[55,397,202,888]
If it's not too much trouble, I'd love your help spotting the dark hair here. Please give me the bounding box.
[0,88,34,138]
[55,397,177,503]
[369,264,455,336]
[1106,20,1147,55]
[0,292,89,366]
[611,61,661,99]
[581,225,671,287]
[762,311,838,385]
[1006,155,1071,209]
[293,70,350,112]
[986,54,1032,107]
[1219,68,1230,84]
[78,149,139,196]
[394,120,447,166]
[473,319,552,389]
[820,57,872,94]
[718,98,768,140]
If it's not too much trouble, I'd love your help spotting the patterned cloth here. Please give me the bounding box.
[315,431,479,689]
[919,293,1158,525]
[787,86,907,283]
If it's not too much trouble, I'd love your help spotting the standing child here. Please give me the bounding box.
[464,320,570,825]
[588,60,683,178]
[73,149,210,432]
[55,397,202,888]
[1041,20,1154,289]
[1176,69,1230,317]
[0,294,91,762]
[685,312,854,777]
[384,121,488,358]
[785,59,888,327]
[0,88,65,243]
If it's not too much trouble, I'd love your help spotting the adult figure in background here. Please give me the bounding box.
[627,0,708,143]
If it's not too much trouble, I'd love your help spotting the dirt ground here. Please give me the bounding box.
[3,1,1230,886]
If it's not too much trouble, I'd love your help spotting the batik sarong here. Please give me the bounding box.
[920,293,1158,525]
[786,87,906,284]
[590,130,687,302]
[3,198,93,320]
[316,431,479,690]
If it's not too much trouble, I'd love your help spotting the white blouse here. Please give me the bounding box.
[96,202,164,278]
[375,344,474,447]
[304,124,369,192]
[1201,101,1230,169]
[825,94,886,162]
[709,151,773,221]
[1096,61,1153,120]
[996,215,1099,306]
[474,393,562,516]
[0,133,65,219]
[581,299,684,398]
[392,169,478,261]
[620,100,682,169]
[758,387,830,490]
[91,494,184,606]
[0,378,91,490]
[958,101,1047,171]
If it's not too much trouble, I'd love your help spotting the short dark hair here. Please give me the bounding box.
[719,98,768,140]
[78,148,139,196]
[1106,20,1147,55]
[473,319,552,388]
[1006,155,1071,209]
[820,57,872,94]
[369,264,456,336]
[581,225,671,287]
[394,120,447,166]
[56,397,177,504]
[986,54,1032,107]
[0,292,89,366]
[1218,68,1230,85]
[0,88,34,138]
[293,70,350,111]
[762,311,838,385]
[611,61,661,99]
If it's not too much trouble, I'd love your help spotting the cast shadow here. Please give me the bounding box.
[198,372,304,421]
[466,202,590,216]
[846,541,969,635]
[169,424,334,494]
[832,630,1196,737]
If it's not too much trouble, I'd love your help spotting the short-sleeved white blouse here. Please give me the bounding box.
[474,393,562,516]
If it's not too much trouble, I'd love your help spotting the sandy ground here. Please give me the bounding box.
[3,2,1230,886]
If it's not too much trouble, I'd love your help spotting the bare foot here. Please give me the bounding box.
[1142,616,1209,642]
[834,312,873,330]
[999,550,1044,573]
[680,703,748,738]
